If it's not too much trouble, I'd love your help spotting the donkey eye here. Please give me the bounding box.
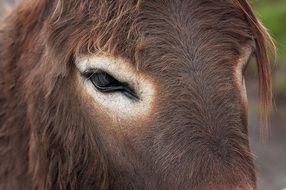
[243,51,254,76]
[82,70,139,100]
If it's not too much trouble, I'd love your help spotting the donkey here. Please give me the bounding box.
[0,0,274,189]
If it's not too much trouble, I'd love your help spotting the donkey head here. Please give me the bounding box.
[0,0,273,189]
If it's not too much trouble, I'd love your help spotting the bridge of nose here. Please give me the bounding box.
[144,62,255,186]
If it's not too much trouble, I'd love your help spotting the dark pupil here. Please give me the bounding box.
[82,70,138,100]
[91,72,120,89]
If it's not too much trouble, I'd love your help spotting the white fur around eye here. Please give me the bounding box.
[75,55,156,120]
[235,47,252,104]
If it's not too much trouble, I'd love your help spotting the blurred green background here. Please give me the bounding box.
[249,1,286,190]
[252,0,286,97]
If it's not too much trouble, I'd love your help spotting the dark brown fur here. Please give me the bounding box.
[0,0,273,189]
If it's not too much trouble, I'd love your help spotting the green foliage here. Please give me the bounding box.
[252,0,286,63]
[251,0,286,94]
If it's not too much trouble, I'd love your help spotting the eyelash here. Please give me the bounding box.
[81,69,139,100]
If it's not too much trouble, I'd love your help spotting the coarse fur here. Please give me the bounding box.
[0,0,273,190]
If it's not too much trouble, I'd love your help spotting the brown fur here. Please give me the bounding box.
[0,0,273,189]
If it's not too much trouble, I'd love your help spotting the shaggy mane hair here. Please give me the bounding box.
[0,0,274,189]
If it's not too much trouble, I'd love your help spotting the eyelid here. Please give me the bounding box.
[81,68,108,78]
[81,69,139,100]
[81,68,132,85]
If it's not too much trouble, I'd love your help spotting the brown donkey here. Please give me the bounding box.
[0,0,273,189]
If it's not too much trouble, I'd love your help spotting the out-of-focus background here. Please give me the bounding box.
[248,0,286,190]
[0,0,285,189]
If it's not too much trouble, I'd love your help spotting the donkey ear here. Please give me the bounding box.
[235,0,276,140]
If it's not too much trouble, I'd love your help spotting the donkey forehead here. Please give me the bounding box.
[52,0,254,70]
[135,1,253,69]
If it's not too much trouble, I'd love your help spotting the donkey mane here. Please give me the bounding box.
[0,0,274,189]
